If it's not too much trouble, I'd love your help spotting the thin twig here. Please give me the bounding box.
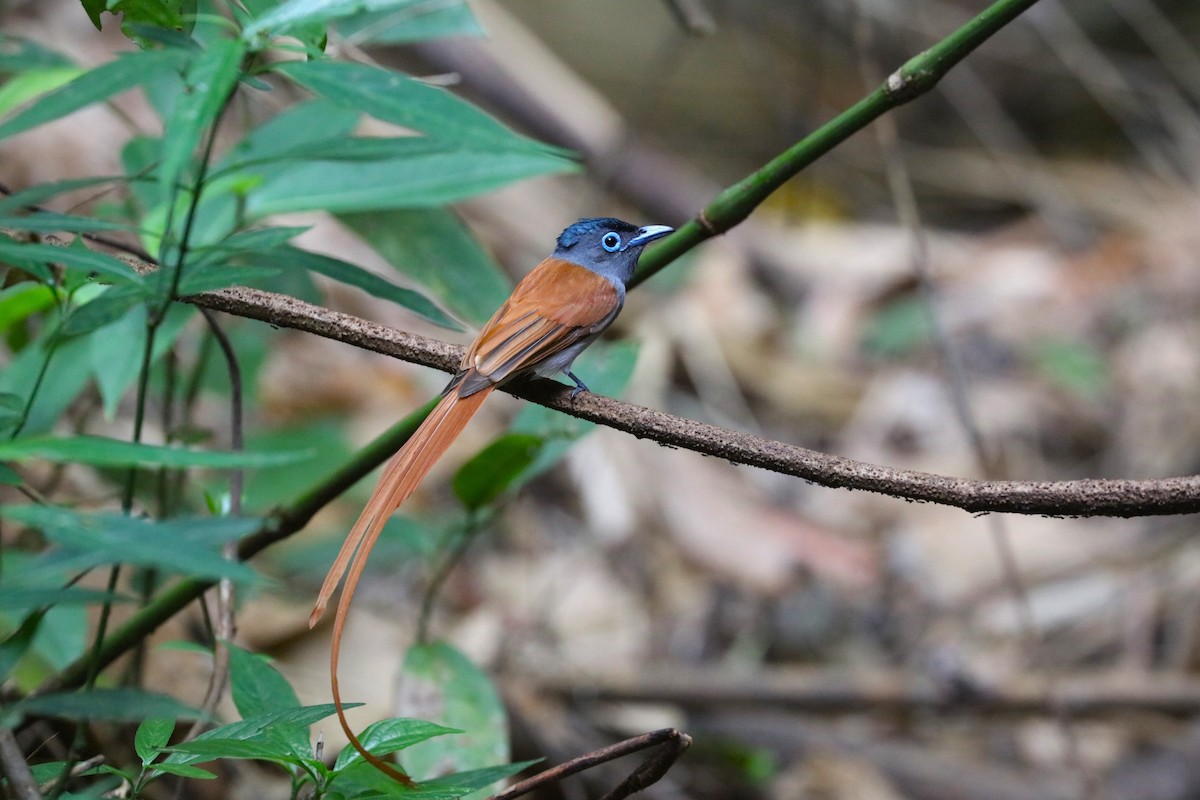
[0,725,41,800]
[181,309,243,745]
[491,728,691,800]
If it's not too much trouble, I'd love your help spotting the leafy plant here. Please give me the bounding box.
[0,0,584,796]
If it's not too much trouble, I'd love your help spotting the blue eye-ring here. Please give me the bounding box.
[601,232,622,252]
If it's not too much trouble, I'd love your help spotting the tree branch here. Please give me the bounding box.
[189,283,1200,518]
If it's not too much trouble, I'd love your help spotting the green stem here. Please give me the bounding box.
[631,0,1043,288]
[38,398,439,695]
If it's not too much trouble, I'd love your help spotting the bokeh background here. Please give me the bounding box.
[5,0,1200,797]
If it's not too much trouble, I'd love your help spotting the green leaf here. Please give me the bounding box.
[0,67,84,119]
[338,209,510,327]
[81,0,107,29]
[216,99,358,173]
[452,434,542,512]
[0,434,308,468]
[0,175,141,215]
[254,245,458,330]
[333,718,461,772]
[0,211,135,234]
[0,35,73,73]
[0,330,97,435]
[0,463,20,485]
[245,142,575,216]
[60,286,144,338]
[0,236,142,285]
[165,737,294,763]
[0,48,187,140]
[243,0,437,44]
[157,38,246,208]
[135,717,176,764]
[423,761,541,793]
[105,0,198,36]
[83,762,138,782]
[0,587,131,610]
[275,60,541,150]
[397,642,508,790]
[0,610,43,682]
[13,688,207,722]
[164,704,348,767]
[0,506,263,583]
[860,296,931,358]
[88,303,193,420]
[146,762,216,779]
[227,642,300,719]
[337,1,481,44]
[1031,338,1110,397]
[0,282,59,332]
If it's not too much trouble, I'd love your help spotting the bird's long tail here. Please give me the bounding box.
[309,386,492,785]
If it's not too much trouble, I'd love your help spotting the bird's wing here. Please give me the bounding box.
[460,257,622,389]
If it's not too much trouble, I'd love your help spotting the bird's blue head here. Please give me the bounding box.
[554,217,673,286]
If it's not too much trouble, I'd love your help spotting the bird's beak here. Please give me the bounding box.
[625,225,674,249]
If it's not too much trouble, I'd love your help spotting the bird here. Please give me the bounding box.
[309,217,673,784]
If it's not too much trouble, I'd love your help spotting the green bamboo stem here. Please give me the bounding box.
[632,0,1043,287]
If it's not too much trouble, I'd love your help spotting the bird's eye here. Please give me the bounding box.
[601,232,622,252]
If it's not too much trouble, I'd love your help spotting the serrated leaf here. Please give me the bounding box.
[0,434,308,468]
[0,48,188,140]
[397,642,507,791]
[135,717,175,764]
[14,688,207,722]
[452,434,542,512]
[338,209,510,328]
[333,718,461,772]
